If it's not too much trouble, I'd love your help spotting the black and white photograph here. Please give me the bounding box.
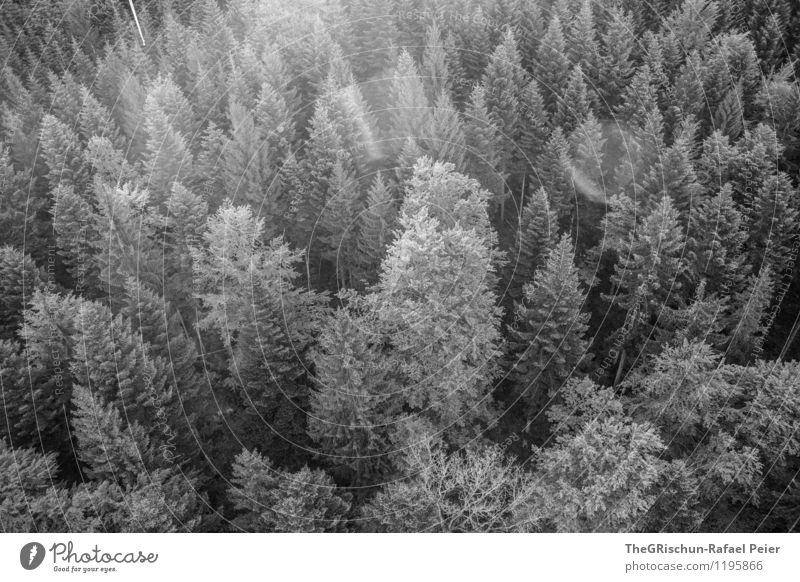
[1,0,799,575]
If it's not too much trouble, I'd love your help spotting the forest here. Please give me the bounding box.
[1,0,800,533]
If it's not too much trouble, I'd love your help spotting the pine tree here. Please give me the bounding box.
[229,448,351,532]
[508,234,591,411]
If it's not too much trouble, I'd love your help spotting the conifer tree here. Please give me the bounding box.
[308,308,398,484]
[51,184,100,295]
[222,98,283,232]
[517,0,545,73]
[482,28,526,151]
[745,173,800,275]
[508,186,558,302]
[643,117,703,217]
[229,448,351,532]
[319,160,362,288]
[604,196,687,351]
[369,160,504,444]
[39,114,90,192]
[354,173,397,286]
[535,128,575,228]
[725,266,773,364]
[533,14,570,113]
[508,234,591,411]
[0,246,42,340]
[598,8,636,112]
[143,89,194,207]
[516,79,550,175]
[0,145,40,250]
[346,0,398,80]
[11,292,83,454]
[421,20,450,103]
[464,84,506,209]
[567,0,600,91]
[554,65,591,136]
[427,90,467,171]
[525,418,668,532]
[686,184,749,294]
[388,51,431,159]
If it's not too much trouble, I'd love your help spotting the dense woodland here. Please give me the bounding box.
[1,0,800,533]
